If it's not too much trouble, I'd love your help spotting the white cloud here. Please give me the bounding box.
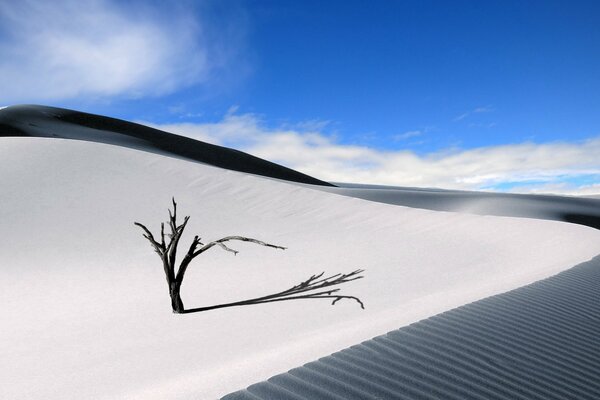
[144,112,600,195]
[453,112,470,122]
[510,183,600,196]
[393,130,422,140]
[0,0,230,102]
[454,106,494,121]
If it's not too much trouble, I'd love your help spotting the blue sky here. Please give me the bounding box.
[1,0,599,194]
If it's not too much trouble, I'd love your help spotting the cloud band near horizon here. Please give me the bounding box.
[144,112,600,196]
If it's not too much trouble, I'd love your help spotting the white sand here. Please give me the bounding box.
[1,137,599,399]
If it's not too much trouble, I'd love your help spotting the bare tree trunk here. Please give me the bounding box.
[170,282,184,313]
[135,198,364,314]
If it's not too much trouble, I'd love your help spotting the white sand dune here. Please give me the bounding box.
[1,136,599,399]
[3,104,599,230]
[0,104,332,186]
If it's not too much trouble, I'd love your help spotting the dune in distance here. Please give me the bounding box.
[1,105,600,399]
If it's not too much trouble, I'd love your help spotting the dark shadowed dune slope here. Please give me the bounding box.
[223,254,600,400]
[322,183,600,230]
[0,105,333,186]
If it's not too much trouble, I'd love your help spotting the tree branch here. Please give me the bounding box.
[174,235,284,283]
[192,236,287,258]
[134,222,164,256]
[175,235,203,283]
[167,215,189,269]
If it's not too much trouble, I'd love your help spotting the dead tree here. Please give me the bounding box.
[134,198,365,314]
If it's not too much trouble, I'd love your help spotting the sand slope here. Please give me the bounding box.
[2,104,599,231]
[1,137,599,399]
[224,255,600,400]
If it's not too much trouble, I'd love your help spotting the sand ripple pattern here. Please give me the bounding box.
[223,255,600,400]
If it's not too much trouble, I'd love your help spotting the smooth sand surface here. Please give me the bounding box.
[2,107,600,399]
[2,137,599,399]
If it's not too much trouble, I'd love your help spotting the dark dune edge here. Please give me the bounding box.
[321,183,600,230]
[222,254,600,400]
[0,105,333,187]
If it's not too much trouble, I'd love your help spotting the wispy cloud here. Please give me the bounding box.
[0,0,238,102]
[454,106,494,121]
[144,111,600,195]
[468,122,497,129]
[393,130,423,141]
